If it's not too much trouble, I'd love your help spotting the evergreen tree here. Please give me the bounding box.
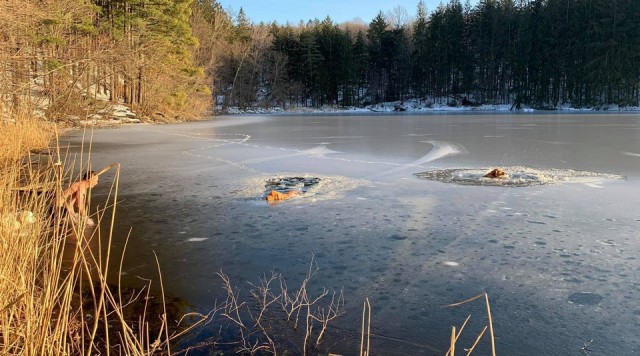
[412,0,430,99]
[426,4,447,100]
[387,27,411,102]
[352,30,369,104]
[367,12,389,103]
[443,0,465,98]
[299,28,323,106]
[335,29,356,106]
[189,0,640,110]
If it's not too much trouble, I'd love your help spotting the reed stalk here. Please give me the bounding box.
[0,113,170,355]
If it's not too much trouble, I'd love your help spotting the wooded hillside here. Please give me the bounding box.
[0,0,212,123]
[2,0,639,122]
[214,0,640,111]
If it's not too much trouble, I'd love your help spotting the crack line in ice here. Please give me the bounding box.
[135,126,251,144]
[183,136,413,170]
[157,125,446,171]
[238,144,341,164]
[144,128,257,165]
[152,127,468,176]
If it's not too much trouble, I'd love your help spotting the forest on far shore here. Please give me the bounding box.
[2,0,640,123]
[218,0,640,111]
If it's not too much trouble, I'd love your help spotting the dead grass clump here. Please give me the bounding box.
[0,112,52,164]
[0,122,208,355]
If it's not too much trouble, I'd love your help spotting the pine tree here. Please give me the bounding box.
[412,0,430,99]
[352,30,369,104]
[367,12,388,103]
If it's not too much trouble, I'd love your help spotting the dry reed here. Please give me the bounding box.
[445,292,497,356]
[0,114,187,355]
[359,298,371,356]
[0,114,51,164]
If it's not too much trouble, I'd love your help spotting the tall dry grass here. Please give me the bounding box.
[0,114,181,355]
[0,115,51,164]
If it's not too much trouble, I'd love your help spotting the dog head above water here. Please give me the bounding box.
[484,168,508,179]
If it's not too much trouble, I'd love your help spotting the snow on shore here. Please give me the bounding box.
[220,98,640,115]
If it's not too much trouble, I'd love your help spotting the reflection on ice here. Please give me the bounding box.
[415,166,622,187]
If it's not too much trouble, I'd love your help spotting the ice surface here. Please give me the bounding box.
[63,112,640,355]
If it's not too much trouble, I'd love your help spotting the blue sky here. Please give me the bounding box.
[223,0,479,25]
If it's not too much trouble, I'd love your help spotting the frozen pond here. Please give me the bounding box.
[64,113,640,355]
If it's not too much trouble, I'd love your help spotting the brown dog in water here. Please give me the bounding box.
[484,168,508,178]
[266,190,299,203]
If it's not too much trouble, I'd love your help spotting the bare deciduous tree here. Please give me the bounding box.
[386,5,413,29]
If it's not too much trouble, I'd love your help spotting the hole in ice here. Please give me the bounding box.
[241,174,368,204]
[264,176,321,196]
[415,166,621,187]
[262,177,321,202]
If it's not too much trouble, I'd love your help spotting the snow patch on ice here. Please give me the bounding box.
[187,238,208,242]
[621,151,640,158]
[418,141,469,164]
[298,145,341,156]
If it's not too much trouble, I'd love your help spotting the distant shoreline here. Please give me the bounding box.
[219,101,640,115]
